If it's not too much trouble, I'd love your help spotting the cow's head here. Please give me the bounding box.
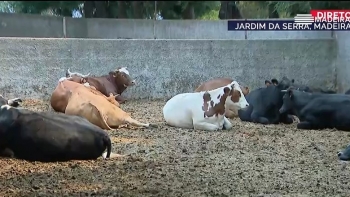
[338,144,350,161]
[201,81,249,118]
[225,81,249,110]
[0,95,22,108]
[279,87,295,114]
[265,79,279,87]
[265,77,295,90]
[109,67,136,88]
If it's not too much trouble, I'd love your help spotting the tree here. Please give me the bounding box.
[3,1,220,20]
[218,1,242,19]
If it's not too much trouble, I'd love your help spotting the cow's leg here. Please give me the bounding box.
[297,121,314,130]
[251,111,269,124]
[223,117,233,130]
[115,95,127,104]
[102,152,126,159]
[193,122,220,131]
[124,116,156,128]
[279,113,294,124]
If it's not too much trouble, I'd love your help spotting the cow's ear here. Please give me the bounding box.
[271,79,278,85]
[224,87,231,94]
[265,80,272,86]
[291,79,295,83]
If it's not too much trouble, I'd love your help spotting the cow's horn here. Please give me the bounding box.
[281,90,288,92]
[67,68,72,75]
[81,73,90,77]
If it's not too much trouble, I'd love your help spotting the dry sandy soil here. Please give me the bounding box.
[0,99,349,197]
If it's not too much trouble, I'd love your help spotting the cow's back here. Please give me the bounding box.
[66,86,127,128]
[4,110,110,162]
[195,78,233,92]
[163,93,203,129]
[50,82,75,112]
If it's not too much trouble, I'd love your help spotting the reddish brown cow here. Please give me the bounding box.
[66,67,135,104]
[194,78,250,119]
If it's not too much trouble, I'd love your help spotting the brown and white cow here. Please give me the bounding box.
[66,67,135,104]
[163,81,249,131]
[194,78,250,119]
[50,77,152,130]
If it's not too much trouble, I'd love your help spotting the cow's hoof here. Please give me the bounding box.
[149,123,158,128]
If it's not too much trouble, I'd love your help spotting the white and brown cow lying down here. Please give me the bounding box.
[163,81,249,131]
[50,76,155,130]
[194,78,250,119]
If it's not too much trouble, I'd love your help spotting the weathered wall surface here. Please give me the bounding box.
[335,32,350,93]
[0,13,64,38]
[0,38,336,99]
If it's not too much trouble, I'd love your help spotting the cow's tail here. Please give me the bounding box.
[104,135,112,159]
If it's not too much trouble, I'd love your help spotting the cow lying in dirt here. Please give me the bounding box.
[163,81,249,131]
[66,67,135,104]
[50,76,154,130]
[0,95,22,107]
[194,78,250,119]
[0,104,124,162]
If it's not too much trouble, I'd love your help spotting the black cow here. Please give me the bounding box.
[338,144,350,161]
[238,77,295,124]
[0,95,22,107]
[0,105,112,162]
[345,89,350,95]
[266,80,336,94]
[279,88,350,131]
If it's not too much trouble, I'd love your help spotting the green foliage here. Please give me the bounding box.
[3,1,350,19]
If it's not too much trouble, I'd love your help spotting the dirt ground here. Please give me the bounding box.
[0,99,349,197]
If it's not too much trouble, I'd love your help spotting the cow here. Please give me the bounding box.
[238,77,295,125]
[279,87,350,131]
[345,89,350,95]
[66,67,136,104]
[266,79,336,94]
[0,104,125,162]
[0,95,22,107]
[338,144,350,161]
[51,77,154,130]
[194,78,250,119]
[163,81,249,131]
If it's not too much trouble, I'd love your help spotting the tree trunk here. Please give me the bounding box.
[219,1,228,19]
[268,2,279,18]
[182,3,195,19]
[230,1,242,19]
[84,1,94,18]
[117,1,127,18]
[94,1,108,18]
[132,1,143,19]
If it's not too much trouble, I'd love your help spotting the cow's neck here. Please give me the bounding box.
[292,91,314,116]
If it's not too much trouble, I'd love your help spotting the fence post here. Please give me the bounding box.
[63,17,67,38]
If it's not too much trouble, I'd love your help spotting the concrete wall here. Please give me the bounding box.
[0,13,64,38]
[0,13,334,39]
[0,38,336,99]
[335,32,350,93]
